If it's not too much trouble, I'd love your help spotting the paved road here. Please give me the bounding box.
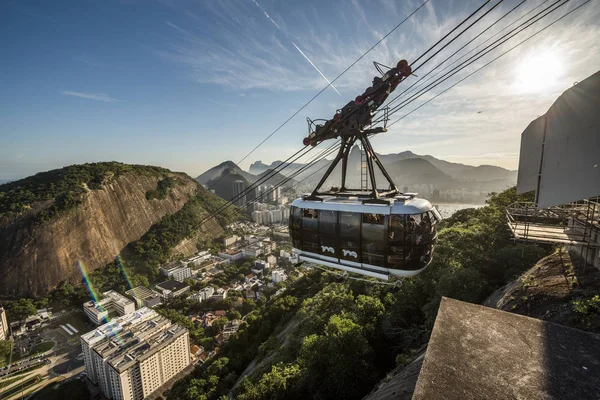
[0,356,49,378]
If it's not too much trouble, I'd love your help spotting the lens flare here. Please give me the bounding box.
[79,259,125,343]
[113,240,134,290]
[79,260,101,304]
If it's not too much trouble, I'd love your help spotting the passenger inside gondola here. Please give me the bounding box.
[388,215,405,268]
[362,213,385,266]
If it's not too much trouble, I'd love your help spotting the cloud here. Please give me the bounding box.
[157,0,600,169]
[60,91,119,102]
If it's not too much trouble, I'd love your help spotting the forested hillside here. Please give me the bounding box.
[0,162,237,297]
[167,188,550,400]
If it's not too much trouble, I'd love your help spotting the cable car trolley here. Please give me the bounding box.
[290,58,442,280]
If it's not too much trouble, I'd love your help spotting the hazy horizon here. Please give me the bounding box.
[0,146,521,183]
[2,0,599,180]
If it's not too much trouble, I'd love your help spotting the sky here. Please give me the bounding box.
[1,0,599,180]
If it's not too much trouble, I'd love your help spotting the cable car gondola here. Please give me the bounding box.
[290,194,441,280]
[290,58,442,280]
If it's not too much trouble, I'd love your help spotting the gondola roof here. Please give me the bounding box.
[292,194,434,215]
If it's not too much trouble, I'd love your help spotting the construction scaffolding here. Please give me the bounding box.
[506,197,600,268]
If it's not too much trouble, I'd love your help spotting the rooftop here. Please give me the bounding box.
[107,321,188,372]
[156,280,189,292]
[160,262,189,273]
[81,308,157,346]
[104,290,135,307]
[125,286,161,300]
[413,297,600,400]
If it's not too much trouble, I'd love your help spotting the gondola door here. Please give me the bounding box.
[339,212,362,266]
[318,210,338,262]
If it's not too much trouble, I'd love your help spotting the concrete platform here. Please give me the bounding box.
[413,297,600,400]
[509,222,600,247]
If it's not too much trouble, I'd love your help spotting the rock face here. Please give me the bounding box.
[0,172,199,297]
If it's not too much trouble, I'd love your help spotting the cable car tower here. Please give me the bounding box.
[291,59,442,282]
[303,60,410,203]
[305,109,395,203]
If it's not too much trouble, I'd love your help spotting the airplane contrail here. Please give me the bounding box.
[291,42,341,96]
[251,0,341,96]
[251,0,281,30]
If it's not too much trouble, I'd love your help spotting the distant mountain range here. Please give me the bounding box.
[198,148,516,203]
[196,162,297,202]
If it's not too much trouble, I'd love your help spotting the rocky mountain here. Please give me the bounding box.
[0,162,229,297]
[249,160,304,176]
[200,148,517,202]
[386,158,454,186]
[205,168,256,204]
[196,161,256,185]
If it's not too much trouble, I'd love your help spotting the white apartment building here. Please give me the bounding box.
[83,290,136,325]
[159,264,192,282]
[187,287,215,303]
[0,307,8,340]
[272,269,288,283]
[81,308,190,400]
[223,235,240,247]
[210,288,228,301]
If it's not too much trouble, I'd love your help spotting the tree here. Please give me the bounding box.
[298,315,375,399]
[237,363,301,400]
[8,298,37,321]
[0,340,13,359]
[226,310,241,320]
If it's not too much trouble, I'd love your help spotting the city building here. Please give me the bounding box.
[252,261,268,275]
[186,251,211,266]
[222,320,242,341]
[155,280,190,299]
[233,180,247,207]
[80,308,190,400]
[159,263,192,282]
[0,307,9,340]
[242,245,264,258]
[223,235,241,247]
[125,286,162,309]
[280,250,291,259]
[187,287,215,303]
[218,249,245,261]
[251,210,262,224]
[210,288,228,301]
[272,269,288,283]
[199,287,215,301]
[83,290,136,326]
[267,255,277,267]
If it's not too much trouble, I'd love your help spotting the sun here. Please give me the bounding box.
[515,50,563,93]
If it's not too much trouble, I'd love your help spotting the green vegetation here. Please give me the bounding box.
[571,295,600,330]
[146,176,178,200]
[34,184,245,310]
[6,298,37,321]
[28,342,54,356]
[90,193,236,290]
[0,374,42,399]
[167,188,550,400]
[0,341,13,367]
[0,162,173,221]
[154,260,260,349]
[0,375,26,390]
